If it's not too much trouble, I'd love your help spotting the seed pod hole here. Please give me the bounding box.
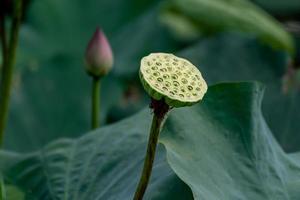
[165,81,171,87]
[171,74,178,80]
[187,86,193,91]
[163,74,169,79]
[176,71,182,76]
[173,81,180,87]
[160,68,167,72]
[157,77,163,82]
[153,72,160,77]
[181,78,188,84]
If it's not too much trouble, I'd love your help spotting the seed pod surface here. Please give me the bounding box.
[140,53,207,107]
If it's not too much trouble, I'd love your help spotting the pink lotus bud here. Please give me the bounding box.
[85,28,113,77]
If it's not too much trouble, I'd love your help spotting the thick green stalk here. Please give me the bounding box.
[0,173,5,200]
[91,76,101,129]
[133,113,164,200]
[0,0,23,146]
[0,11,8,77]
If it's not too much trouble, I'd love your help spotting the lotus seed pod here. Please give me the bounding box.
[85,28,113,77]
[139,53,207,108]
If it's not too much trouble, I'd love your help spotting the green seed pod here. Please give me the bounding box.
[139,53,207,107]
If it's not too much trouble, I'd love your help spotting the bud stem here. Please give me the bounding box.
[91,76,101,129]
[133,99,169,200]
[0,0,23,146]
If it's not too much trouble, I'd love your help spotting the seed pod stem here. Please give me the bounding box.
[133,98,169,200]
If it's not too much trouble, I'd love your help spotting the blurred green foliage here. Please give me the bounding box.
[1,0,300,199]
[4,0,300,152]
[161,0,295,54]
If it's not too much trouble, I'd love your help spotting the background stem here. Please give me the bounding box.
[0,0,23,146]
[91,76,101,129]
[0,13,8,76]
[133,113,164,200]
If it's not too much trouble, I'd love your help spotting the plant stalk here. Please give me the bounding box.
[0,0,23,146]
[133,99,169,200]
[91,76,101,129]
[0,8,8,77]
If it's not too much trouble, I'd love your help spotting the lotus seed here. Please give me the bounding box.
[165,81,171,87]
[181,78,188,84]
[173,81,180,87]
[153,72,160,76]
[163,74,169,79]
[157,78,163,82]
[187,86,193,91]
[176,71,182,76]
[171,74,178,80]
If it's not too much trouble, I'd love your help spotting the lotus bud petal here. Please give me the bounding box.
[85,28,113,77]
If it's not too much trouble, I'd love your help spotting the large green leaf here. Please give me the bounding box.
[161,83,300,199]
[160,0,294,54]
[178,32,300,152]
[1,83,300,199]
[1,113,193,199]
